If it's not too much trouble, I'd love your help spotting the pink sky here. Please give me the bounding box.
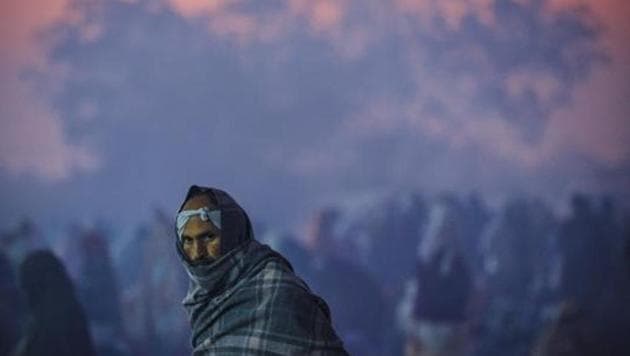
[0,0,628,183]
[0,0,100,179]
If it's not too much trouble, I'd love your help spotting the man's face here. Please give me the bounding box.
[180,195,222,262]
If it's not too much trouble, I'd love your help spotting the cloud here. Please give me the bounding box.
[0,0,627,228]
[163,0,380,58]
[166,0,348,35]
[537,0,630,166]
[0,67,99,179]
[0,0,68,66]
[262,0,627,201]
[395,0,496,29]
[544,63,630,166]
[0,0,101,180]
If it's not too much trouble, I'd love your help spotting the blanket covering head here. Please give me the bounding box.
[175,185,348,355]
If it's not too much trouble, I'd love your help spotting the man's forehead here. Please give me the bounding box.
[183,217,216,232]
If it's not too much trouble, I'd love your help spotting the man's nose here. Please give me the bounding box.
[193,240,207,261]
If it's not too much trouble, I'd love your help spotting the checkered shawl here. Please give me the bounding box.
[175,186,347,355]
[181,239,348,355]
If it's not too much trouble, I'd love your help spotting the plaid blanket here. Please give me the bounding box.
[180,239,348,355]
[176,186,347,354]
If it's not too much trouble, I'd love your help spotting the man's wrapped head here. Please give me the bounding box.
[175,185,253,264]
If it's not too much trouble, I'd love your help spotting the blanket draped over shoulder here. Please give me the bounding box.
[176,186,347,355]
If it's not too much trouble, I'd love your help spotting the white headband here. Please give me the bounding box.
[176,207,221,240]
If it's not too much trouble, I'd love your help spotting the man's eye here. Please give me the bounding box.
[182,237,192,244]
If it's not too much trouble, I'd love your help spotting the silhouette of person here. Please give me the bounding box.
[0,252,21,356]
[12,250,95,356]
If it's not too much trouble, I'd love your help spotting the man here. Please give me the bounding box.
[175,185,347,355]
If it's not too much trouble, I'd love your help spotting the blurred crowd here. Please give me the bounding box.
[1,192,629,356]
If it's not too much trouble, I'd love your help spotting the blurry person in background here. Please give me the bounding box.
[116,211,190,356]
[401,199,472,356]
[558,194,606,310]
[622,212,630,281]
[77,229,130,356]
[175,185,347,355]
[530,302,596,356]
[0,252,21,356]
[12,250,95,356]
[305,208,386,356]
[0,220,44,269]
